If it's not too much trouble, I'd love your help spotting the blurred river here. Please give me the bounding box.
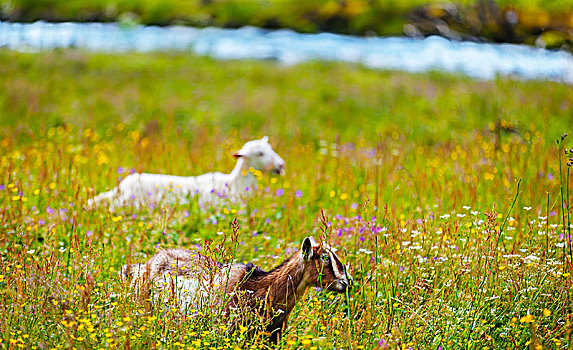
[1,21,572,83]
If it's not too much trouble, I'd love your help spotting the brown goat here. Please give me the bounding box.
[123,236,352,342]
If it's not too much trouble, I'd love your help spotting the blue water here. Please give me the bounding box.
[1,21,572,83]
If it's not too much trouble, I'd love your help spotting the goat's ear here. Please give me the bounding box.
[262,136,269,143]
[301,236,315,260]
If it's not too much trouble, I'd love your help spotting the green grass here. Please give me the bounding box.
[0,50,572,349]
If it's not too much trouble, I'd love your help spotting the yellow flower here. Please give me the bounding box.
[543,309,551,317]
[520,314,533,323]
[301,339,311,345]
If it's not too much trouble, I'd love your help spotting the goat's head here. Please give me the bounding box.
[300,236,353,293]
[233,136,285,175]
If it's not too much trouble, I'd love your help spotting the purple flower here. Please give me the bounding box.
[245,186,250,192]
[47,207,54,214]
[360,236,365,242]
[130,168,136,174]
[117,166,124,174]
[548,173,554,180]
[131,214,137,219]
[378,339,387,347]
[252,231,258,237]
[371,216,376,222]
[38,219,45,225]
[0,184,4,190]
[338,228,343,237]
[351,203,358,210]
[162,231,166,236]
[156,241,161,248]
[295,190,303,198]
[86,231,92,236]
[265,218,271,224]
[184,210,189,218]
[276,188,284,197]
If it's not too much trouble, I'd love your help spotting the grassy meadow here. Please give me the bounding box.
[0,50,573,349]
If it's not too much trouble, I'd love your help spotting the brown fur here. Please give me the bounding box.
[123,237,352,343]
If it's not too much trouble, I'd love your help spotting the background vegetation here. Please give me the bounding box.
[1,0,573,49]
[0,50,572,348]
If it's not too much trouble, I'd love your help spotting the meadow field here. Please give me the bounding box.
[0,50,572,349]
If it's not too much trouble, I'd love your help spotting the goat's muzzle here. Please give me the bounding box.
[273,163,285,176]
[328,280,351,293]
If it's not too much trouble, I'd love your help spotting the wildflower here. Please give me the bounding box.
[275,188,283,197]
[295,190,303,198]
[520,314,533,323]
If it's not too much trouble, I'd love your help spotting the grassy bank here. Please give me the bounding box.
[0,50,572,349]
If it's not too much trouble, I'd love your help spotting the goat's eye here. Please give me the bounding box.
[322,253,330,261]
[257,152,264,157]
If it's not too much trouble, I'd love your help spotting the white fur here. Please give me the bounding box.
[88,137,285,210]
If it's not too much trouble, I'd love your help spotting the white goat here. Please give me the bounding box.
[87,136,285,210]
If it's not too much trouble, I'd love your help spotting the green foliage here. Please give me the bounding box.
[0,50,572,348]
